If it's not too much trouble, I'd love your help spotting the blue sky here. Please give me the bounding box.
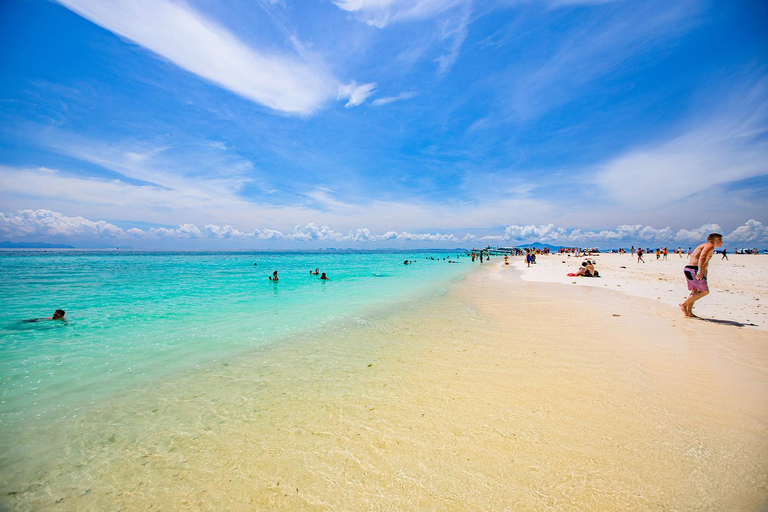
[0,0,766,248]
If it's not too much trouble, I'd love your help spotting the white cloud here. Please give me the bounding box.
[0,164,255,226]
[333,0,467,28]
[549,0,625,6]
[55,0,339,114]
[205,224,247,239]
[254,228,286,240]
[594,75,768,207]
[674,223,722,243]
[580,225,675,243]
[2,210,766,246]
[595,123,768,206]
[0,209,125,238]
[491,222,768,246]
[253,223,459,242]
[372,91,416,106]
[502,223,567,241]
[434,6,470,74]
[0,210,461,245]
[148,224,203,239]
[337,81,377,107]
[726,220,768,244]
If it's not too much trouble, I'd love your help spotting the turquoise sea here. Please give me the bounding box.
[0,250,471,431]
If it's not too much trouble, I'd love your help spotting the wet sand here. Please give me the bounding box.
[2,262,767,510]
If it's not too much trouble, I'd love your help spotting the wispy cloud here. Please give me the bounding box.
[372,91,417,106]
[35,128,259,194]
[506,0,703,120]
[333,0,468,28]
[56,0,340,114]
[337,81,377,107]
[594,74,768,206]
[548,0,626,7]
[435,4,471,74]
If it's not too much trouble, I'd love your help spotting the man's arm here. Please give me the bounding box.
[698,244,714,278]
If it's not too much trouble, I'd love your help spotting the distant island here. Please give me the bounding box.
[0,241,75,249]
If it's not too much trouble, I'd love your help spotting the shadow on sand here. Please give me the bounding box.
[696,317,758,328]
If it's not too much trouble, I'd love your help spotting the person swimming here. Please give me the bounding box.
[320,272,329,280]
[269,271,278,281]
[24,309,66,322]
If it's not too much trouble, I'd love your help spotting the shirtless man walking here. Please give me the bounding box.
[680,233,722,317]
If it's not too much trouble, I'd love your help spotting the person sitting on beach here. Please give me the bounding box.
[269,271,278,281]
[24,309,66,322]
[574,261,599,277]
[320,272,329,280]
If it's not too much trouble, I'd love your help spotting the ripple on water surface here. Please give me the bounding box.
[0,250,471,427]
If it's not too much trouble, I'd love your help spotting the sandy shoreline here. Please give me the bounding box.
[2,261,767,510]
[510,251,767,331]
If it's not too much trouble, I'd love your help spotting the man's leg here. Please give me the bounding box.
[680,290,708,317]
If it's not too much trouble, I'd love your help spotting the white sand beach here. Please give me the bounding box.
[511,252,767,331]
[2,260,767,510]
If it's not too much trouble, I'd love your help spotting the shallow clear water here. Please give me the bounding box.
[0,250,470,428]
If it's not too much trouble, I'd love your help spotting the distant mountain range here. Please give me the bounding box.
[0,241,75,249]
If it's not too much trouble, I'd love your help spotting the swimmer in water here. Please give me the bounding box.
[320,272,329,280]
[24,309,66,322]
[269,271,278,281]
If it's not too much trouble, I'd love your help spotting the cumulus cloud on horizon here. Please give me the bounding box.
[1,209,766,247]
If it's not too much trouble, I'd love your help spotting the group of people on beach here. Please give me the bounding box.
[504,233,725,319]
[25,233,730,324]
[631,246,688,262]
